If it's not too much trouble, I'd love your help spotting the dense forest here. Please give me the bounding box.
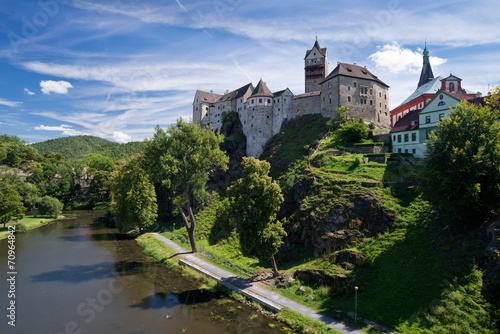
[31,135,144,160]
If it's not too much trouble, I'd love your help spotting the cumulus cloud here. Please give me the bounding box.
[34,124,85,136]
[24,88,35,95]
[112,131,131,143]
[40,80,73,95]
[369,42,447,74]
[0,97,22,107]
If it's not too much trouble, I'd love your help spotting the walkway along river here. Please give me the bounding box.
[0,211,286,333]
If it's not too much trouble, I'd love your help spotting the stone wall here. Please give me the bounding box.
[290,95,321,120]
[246,106,274,158]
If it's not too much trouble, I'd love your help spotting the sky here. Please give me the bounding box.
[0,0,499,143]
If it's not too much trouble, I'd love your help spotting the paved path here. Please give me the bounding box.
[150,233,365,334]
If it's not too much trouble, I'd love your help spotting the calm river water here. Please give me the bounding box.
[0,211,287,333]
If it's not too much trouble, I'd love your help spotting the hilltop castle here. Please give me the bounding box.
[193,39,390,157]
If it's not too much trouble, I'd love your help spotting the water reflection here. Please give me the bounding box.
[0,211,288,334]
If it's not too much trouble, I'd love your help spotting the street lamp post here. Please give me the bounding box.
[354,286,358,323]
[173,223,175,239]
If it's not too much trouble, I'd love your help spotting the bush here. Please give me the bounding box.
[38,196,63,218]
[338,118,368,143]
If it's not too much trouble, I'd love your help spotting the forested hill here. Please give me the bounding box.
[31,135,144,160]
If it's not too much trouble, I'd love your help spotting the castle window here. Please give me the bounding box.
[370,89,373,95]
[328,82,332,89]
[353,82,357,88]
[397,135,401,142]
[259,98,263,104]
[348,86,350,92]
[370,100,373,105]
[384,94,387,100]
[348,96,351,102]
[404,134,409,142]
[267,99,271,104]
[379,92,382,97]
[329,93,332,104]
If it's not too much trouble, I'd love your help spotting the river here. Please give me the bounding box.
[0,211,287,333]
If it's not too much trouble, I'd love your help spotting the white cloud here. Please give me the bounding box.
[34,124,86,136]
[0,97,22,107]
[369,42,447,74]
[24,88,35,95]
[112,131,131,143]
[40,80,74,95]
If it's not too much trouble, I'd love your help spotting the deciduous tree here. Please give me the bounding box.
[143,119,228,252]
[109,156,157,233]
[227,157,286,276]
[422,101,500,224]
[0,185,25,228]
[38,196,64,218]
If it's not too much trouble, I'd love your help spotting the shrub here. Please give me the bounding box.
[338,119,368,143]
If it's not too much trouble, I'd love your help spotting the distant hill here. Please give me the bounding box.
[31,135,144,160]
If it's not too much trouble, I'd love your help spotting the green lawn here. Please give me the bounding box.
[0,216,62,239]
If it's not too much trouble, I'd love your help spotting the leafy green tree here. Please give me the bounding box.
[338,118,368,143]
[227,157,286,276]
[143,119,229,252]
[422,101,500,224]
[0,185,25,228]
[38,196,64,218]
[109,156,157,233]
[485,86,500,110]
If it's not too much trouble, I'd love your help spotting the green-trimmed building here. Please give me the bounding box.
[391,90,474,158]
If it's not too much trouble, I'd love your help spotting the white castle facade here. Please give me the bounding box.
[193,40,390,157]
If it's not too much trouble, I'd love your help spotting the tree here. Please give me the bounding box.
[38,196,64,218]
[422,101,500,224]
[227,157,286,276]
[485,86,500,110]
[0,185,25,228]
[109,156,157,233]
[143,119,229,252]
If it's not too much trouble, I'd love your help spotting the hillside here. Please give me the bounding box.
[166,114,499,333]
[31,135,144,160]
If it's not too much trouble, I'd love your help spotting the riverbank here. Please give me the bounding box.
[0,215,68,240]
[137,232,369,334]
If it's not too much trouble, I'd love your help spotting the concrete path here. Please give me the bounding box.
[150,233,365,334]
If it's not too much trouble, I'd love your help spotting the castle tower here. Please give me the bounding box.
[304,38,328,93]
[417,44,434,88]
[246,79,274,158]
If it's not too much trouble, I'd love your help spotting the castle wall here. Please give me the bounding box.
[321,76,390,127]
[272,90,293,135]
[291,95,322,119]
[246,106,274,158]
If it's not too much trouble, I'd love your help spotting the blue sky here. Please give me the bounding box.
[0,0,499,143]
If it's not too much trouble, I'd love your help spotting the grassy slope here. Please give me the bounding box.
[31,135,144,160]
[161,115,497,333]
